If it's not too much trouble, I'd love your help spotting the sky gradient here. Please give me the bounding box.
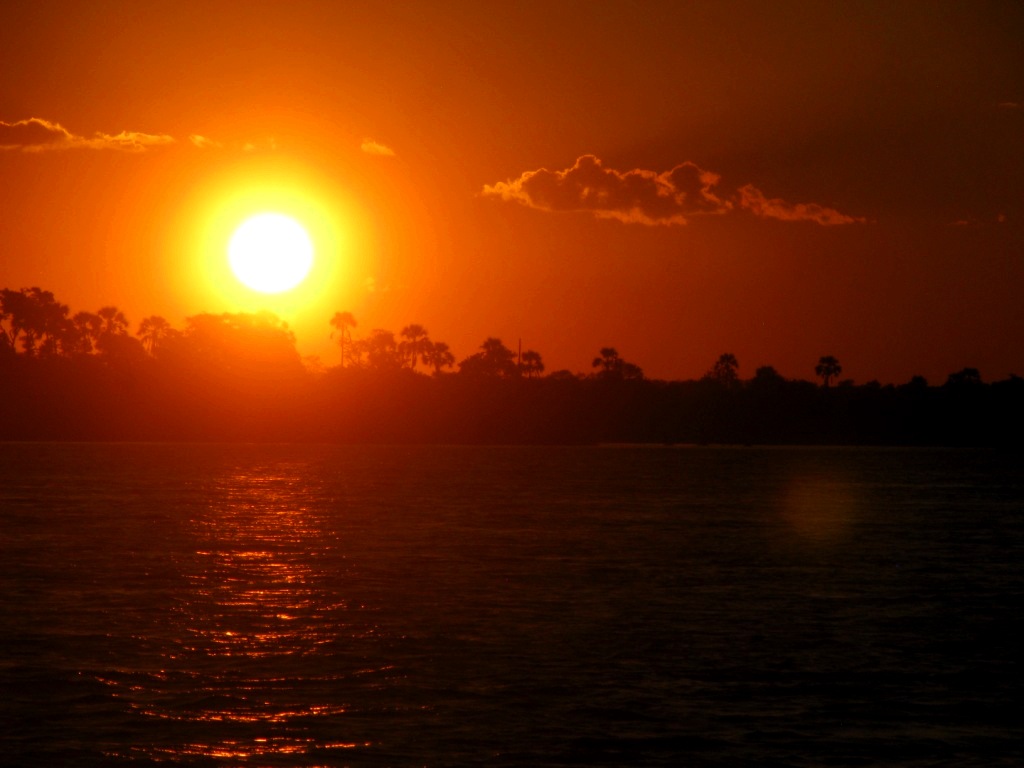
[2,0,1022,383]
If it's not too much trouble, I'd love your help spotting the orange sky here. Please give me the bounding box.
[2,1,1022,383]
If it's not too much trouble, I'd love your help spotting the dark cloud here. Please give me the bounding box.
[482,154,729,225]
[0,117,175,152]
[484,155,864,226]
[736,184,866,225]
[0,117,74,149]
[1,118,285,154]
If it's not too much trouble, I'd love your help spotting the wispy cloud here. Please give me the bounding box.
[189,134,223,149]
[950,212,1009,227]
[0,117,174,152]
[737,184,865,225]
[483,155,865,226]
[242,137,278,152]
[361,138,396,157]
[0,117,277,154]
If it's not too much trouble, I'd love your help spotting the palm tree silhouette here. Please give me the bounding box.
[425,341,455,375]
[0,287,69,356]
[97,306,129,336]
[520,349,545,378]
[815,355,842,388]
[94,306,130,356]
[71,311,103,354]
[399,324,431,370]
[329,311,357,368]
[137,315,173,356]
[592,347,643,380]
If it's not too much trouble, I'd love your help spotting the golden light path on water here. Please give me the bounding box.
[103,460,382,763]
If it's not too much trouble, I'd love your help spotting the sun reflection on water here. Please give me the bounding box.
[101,460,386,763]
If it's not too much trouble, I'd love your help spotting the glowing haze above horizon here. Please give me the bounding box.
[2,1,1022,384]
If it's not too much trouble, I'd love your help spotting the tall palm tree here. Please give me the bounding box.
[520,349,545,378]
[815,355,842,388]
[592,347,643,380]
[425,341,455,375]
[70,311,102,354]
[137,315,173,356]
[97,306,129,337]
[399,324,431,370]
[94,306,129,356]
[329,311,357,367]
[593,347,621,375]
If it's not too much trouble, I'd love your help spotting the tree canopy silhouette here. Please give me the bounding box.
[520,349,545,378]
[592,347,643,381]
[399,324,432,371]
[137,315,177,356]
[3,284,1023,446]
[815,355,842,388]
[425,341,455,376]
[0,287,70,356]
[705,353,739,387]
[459,338,518,378]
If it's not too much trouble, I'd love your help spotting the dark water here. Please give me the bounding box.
[1,444,1021,767]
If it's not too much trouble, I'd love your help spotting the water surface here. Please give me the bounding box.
[1,444,1021,766]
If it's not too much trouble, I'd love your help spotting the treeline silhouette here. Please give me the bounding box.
[2,286,1022,445]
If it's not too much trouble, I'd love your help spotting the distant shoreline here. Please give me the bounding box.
[3,363,1021,447]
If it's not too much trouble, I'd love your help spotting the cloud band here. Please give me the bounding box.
[483,155,864,226]
[1,117,174,152]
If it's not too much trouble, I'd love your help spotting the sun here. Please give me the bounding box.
[228,213,314,293]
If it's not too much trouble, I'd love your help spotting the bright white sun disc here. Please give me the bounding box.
[228,213,314,293]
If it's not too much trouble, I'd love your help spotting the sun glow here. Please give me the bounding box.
[180,162,371,365]
[228,213,314,294]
